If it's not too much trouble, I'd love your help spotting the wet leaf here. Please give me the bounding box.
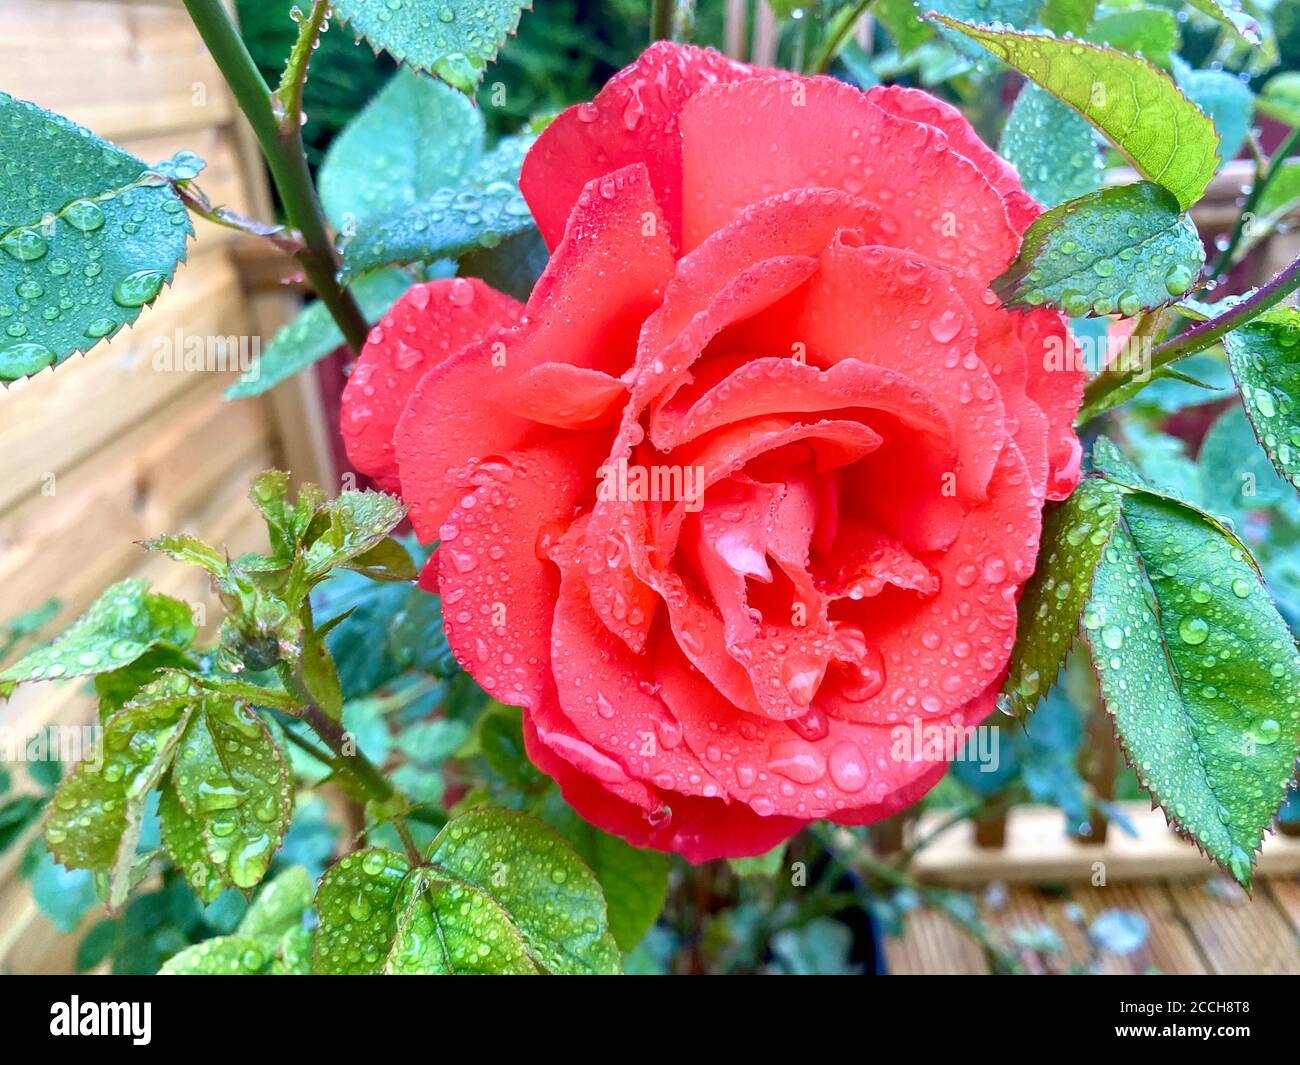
[999,82,1103,209]
[1085,495,1300,887]
[170,696,292,891]
[933,17,1219,209]
[331,0,531,93]
[0,580,195,696]
[1223,306,1300,496]
[0,93,192,381]
[320,68,483,229]
[994,182,1204,317]
[1000,477,1126,717]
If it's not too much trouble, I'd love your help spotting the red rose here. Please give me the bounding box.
[340,44,1084,860]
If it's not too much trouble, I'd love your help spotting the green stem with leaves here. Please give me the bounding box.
[181,0,369,353]
[1080,252,1300,419]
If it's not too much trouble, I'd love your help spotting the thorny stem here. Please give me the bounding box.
[1208,123,1300,279]
[274,662,394,803]
[809,0,877,75]
[1080,252,1300,419]
[181,0,369,352]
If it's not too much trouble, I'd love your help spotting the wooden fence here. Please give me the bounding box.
[0,0,332,972]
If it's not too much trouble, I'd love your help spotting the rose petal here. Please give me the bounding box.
[795,239,1005,503]
[495,363,628,429]
[520,42,765,251]
[522,702,803,861]
[866,85,1040,234]
[437,435,608,713]
[680,75,1020,290]
[395,163,674,539]
[341,278,522,492]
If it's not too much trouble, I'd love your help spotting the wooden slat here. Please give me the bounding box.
[1067,882,1210,975]
[1263,875,1300,937]
[1167,879,1300,975]
[882,907,990,975]
[0,446,274,745]
[910,803,1300,883]
[0,377,271,623]
[0,247,253,515]
[0,0,232,139]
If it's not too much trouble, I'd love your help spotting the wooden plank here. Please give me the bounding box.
[1167,879,1300,974]
[1067,882,1210,975]
[0,0,232,139]
[0,449,274,745]
[909,803,1300,884]
[0,377,271,624]
[0,247,253,515]
[1260,875,1300,938]
[882,906,990,975]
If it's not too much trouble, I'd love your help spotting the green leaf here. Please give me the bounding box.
[386,869,536,974]
[159,782,223,904]
[931,17,1219,210]
[1173,59,1253,169]
[0,580,195,695]
[320,68,484,230]
[1000,478,1126,717]
[45,686,196,907]
[395,717,469,764]
[237,865,313,938]
[340,135,536,282]
[1199,406,1290,517]
[426,806,620,973]
[271,925,314,974]
[303,490,407,577]
[342,537,418,582]
[478,703,543,786]
[313,807,621,974]
[331,0,531,93]
[170,697,292,891]
[1257,72,1300,127]
[1256,161,1300,221]
[141,534,226,578]
[1085,494,1300,887]
[387,881,523,974]
[994,182,1203,317]
[0,94,193,381]
[1185,0,1263,45]
[94,647,195,713]
[875,0,936,53]
[225,269,413,399]
[929,0,1044,58]
[301,628,344,721]
[999,83,1103,208]
[1041,0,1098,35]
[158,933,275,975]
[540,797,669,952]
[1223,306,1300,494]
[312,848,417,973]
[1087,6,1179,67]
